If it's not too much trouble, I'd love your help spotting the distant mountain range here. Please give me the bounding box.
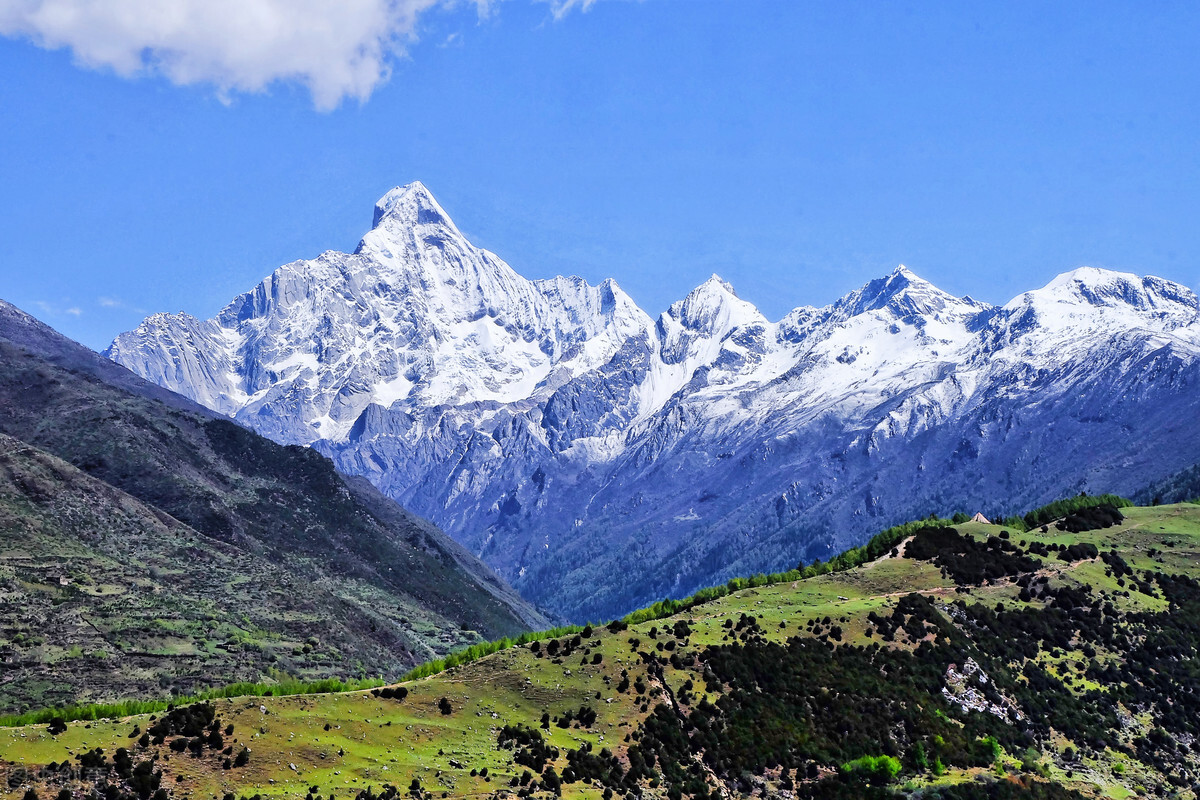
[107,182,1200,621]
[0,297,545,712]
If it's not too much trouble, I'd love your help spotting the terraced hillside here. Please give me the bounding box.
[3,502,1198,799]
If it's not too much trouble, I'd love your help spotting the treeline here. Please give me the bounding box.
[622,515,958,626]
[1021,494,1132,530]
[401,512,963,683]
[941,493,1133,533]
[394,493,1136,682]
[399,624,589,682]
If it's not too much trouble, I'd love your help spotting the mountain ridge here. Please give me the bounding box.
[0,295,548,710]
[106,182,1200,620]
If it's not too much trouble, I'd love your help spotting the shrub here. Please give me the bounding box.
[840,754,902,785]
[1057,543,1099,562]
[1057,505,1124,533]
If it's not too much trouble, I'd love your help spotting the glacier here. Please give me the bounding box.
[106,182,1200,621]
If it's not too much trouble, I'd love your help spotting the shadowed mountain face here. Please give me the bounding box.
[1136,462,1200,507]
[107,183,1200,621]
[0,298,547,712]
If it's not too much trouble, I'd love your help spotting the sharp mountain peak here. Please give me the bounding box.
[370,180,450,229]
[104,182,1200,621]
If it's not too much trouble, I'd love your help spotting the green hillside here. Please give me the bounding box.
[4,502,1198,799]
[0,299,547,714]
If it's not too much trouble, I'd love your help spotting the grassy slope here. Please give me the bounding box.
[0,300,549,713]
[3,503,1198,799]
[0,333,544,639]
[0,432,494,712]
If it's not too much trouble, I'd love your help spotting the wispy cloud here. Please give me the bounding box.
[31,299,83,317]
[544,0,597,21]
[0,0,498,110]
[96,295,147,313]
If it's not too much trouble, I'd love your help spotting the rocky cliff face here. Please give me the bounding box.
[107,183,1200,620]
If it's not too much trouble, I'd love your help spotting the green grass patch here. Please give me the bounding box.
[0,676,387,728]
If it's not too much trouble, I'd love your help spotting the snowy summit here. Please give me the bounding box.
[107,183,1200,620]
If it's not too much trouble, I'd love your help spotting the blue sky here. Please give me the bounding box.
[2,0,1199,350]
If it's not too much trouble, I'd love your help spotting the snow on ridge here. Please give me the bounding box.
[103,183,1200,620]
[109,183,668,438]
[830,264,987,324]
[106,184,1198,441]
[666,274,765,333]
[1007,266,1198,317]
[370,180,453,231]
[991,267,1199,359]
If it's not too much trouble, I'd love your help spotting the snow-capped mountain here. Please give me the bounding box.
[107,183,1200,620]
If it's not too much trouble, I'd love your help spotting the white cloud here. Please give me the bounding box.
[0,0,495,110]
[31,299,83,317]
[96,296,147,313]
[545,0,596,21]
